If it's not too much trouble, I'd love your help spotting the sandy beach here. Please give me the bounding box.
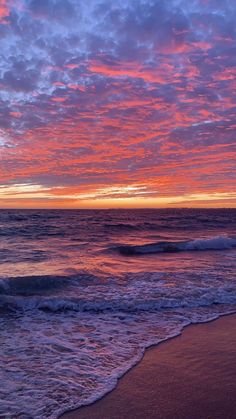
[61,314,236,419]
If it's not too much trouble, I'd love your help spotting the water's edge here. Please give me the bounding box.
[57,310,236,419]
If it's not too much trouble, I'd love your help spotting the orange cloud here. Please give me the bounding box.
[51,97,67,102]
[0,0,10,23]
[10,111,22,118]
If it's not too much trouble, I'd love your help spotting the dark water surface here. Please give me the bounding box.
[0,209,236,418]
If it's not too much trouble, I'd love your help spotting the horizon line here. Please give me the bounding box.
[0,206,236,210]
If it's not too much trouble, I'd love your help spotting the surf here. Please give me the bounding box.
[116,236,236,256]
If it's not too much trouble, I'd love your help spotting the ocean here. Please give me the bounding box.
[0,208,236,418]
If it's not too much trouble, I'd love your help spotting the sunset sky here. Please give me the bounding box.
[0,0,235,208]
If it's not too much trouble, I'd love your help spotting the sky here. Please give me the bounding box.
[0,0,235,208]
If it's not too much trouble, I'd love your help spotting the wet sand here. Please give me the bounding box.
[61,314,236,419]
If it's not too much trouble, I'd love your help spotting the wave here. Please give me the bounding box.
[0,272,100,297]
[1,288,236,313]
[104,222,141,230]
[103,221,183,231]
[116,236,236,255]
[0,275,70,296]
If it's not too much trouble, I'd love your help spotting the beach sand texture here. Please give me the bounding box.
[61,314,236,419]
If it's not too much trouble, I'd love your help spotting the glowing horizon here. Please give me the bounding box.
[1,182,236,209]
[0,1,236,209]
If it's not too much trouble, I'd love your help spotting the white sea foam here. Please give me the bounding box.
[0,304,235,419]
[185,236,236,250]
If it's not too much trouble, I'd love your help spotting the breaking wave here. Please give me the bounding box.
[117,236,236,255]
[1,280,236,314]
[0,272,100,297]
[0,275,71,296]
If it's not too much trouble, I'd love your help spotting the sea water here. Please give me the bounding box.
[0,208,236,418]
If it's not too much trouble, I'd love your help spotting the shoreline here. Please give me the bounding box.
[60,313,236,419]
